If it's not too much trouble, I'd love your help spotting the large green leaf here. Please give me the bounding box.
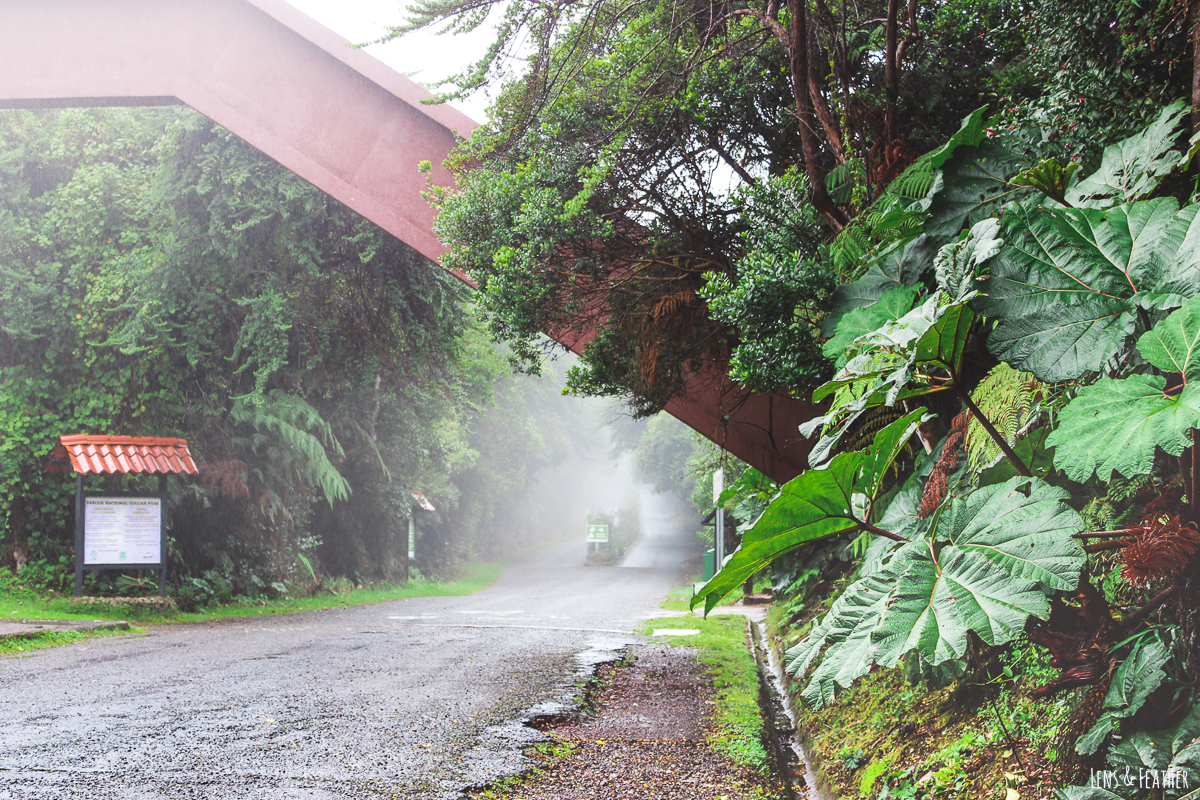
[787,570,897,707]
[715,466,775,507]
[1136,294,1200,380]
[823,115,995,327]
[823,109,1005,329]
[924,107,990,172]
[940,477,1085,590]
[1054,788,1127,800]
[934,218,1003,301]
[1047,376,1200,482]
[1106,702,1200,799]
[977,198,1200,382]
[872,545,1049,668]
[692,410,927,614]
[824,235,941,333]
[1077,636,1169,755]
[821,293,947,375]
[1048,293,1200,493]
[823,286,920,368]
[873,480,927,543]
[925,139,1028,238]
[783,475,1079,707]
[1067,101,1195,209]
[808,296,974,465]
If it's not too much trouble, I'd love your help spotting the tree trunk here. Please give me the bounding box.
[884,0,899,147]
[787,0,848,232]
[808,66,847,164]
[1193,0,1200,134]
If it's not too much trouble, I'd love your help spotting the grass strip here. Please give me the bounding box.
[0,561,503,624]
[0,625,141,656]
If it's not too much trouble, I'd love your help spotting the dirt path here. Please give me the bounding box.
[471,643,781,800]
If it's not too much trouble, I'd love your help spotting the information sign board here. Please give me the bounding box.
[84,496,163,566]
[586,524,609,542]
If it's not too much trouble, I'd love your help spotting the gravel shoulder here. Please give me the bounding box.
[471,643,782,800]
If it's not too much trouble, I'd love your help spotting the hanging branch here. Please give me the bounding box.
[1121,582,1183,631]
[1082,539,1135,554]
[1181,449,1193,520]
[1073,529,1143,539]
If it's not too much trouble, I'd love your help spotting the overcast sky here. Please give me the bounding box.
[283,0,495,122]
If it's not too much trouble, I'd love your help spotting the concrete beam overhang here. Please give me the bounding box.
[0,0,474,265]
[0,0,818,481]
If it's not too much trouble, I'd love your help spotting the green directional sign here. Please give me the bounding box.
[586,524,609,542]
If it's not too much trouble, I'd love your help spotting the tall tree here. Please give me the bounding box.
[395,0,1030,417]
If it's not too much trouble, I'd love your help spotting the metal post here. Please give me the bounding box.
[74,473,84,597]
[406,515,415,582]
[158,474,168,597]
[715,507,725,573]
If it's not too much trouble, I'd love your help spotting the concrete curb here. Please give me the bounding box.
[0,618,130,644]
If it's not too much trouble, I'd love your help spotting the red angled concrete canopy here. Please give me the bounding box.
[47,436,200,476]
[0,0,819,482]
[0,0,475,266]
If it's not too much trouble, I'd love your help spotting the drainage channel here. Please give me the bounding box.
[748,618,830,800]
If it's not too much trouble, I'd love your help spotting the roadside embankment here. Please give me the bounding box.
[763,594,1074,799]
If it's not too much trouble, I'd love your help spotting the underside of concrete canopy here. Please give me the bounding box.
[0,0,819,482]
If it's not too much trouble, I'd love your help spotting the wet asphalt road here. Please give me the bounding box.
[0,489,701,799]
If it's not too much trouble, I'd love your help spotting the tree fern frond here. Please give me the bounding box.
[231,391,350,506]
[965,364,1041,471]
[887,159,939,203]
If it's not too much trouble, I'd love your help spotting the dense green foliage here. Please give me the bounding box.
[690,108,1200,794]
[387,0,1200,786]
[400,0,1050,409]
[396,0,1195,421]
[0,108,596,598]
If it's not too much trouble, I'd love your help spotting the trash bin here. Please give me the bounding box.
[703,548,715,580]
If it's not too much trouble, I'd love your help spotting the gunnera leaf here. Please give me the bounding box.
[787,475,1080,709]
[925,139,1028,238]
[824,235,940,333]
[808,296,974,465]
[1076,636,1170,756]
[691,410,929,614]
[1049,298,1200,482]
[1053,787,1127,800]
[934,218,1003,301]
[871,545,1050,668]
[939,476,1085,590]
[1066,101,1194,209]
[788,570,898,707]
[1136,294,1200,380]
[823,285,920,368]
[977,197,1200,382]
[1046,376,1200,482]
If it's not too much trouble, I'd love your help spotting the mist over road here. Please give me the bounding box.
[0,487,700,800]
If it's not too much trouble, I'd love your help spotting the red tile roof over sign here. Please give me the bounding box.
[410,490,435,512]
[46,435,199,476]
